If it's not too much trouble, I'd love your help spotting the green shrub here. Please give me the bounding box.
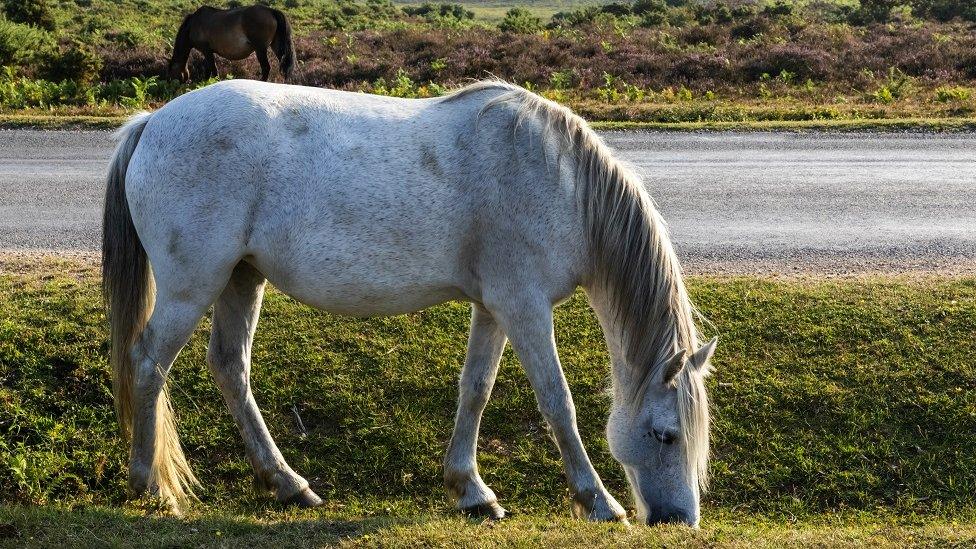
[0,16,54,68]
[42,41,102,84]
[850,0,900,23]
[872,85,894,104]
[499,8,542,34]
[762,0,794,17]
[2,0,56,31]
[0,70,222,109]
[402,3,474,22]
[316,0,403,31]
[633,0,667,25]
[935,85,972,102]
[915,0,976,22]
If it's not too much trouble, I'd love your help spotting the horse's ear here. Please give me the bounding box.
[689,337,718,376]
[661,349,687,385]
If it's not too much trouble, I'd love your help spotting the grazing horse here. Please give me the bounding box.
[167,5,294,82]
[102,79,718,525]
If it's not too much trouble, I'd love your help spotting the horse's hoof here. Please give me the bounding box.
[461,501,507,520]
[283,487,323,508]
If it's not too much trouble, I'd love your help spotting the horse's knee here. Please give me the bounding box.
[206,345,247,391]
[130,344,168,396]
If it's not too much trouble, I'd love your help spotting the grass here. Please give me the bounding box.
[1,258,976,545]
[2,505,976,548]
[0,113,127,130]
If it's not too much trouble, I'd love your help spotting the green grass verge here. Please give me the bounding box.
[590,117,976,132]
[1,260,975,545]
[0,114,127,130]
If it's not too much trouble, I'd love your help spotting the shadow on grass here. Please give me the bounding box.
[4,503,976,548]
[0,503,423,548]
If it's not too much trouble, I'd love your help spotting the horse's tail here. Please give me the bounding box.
[270,8,295,80]
[102,111,198,508]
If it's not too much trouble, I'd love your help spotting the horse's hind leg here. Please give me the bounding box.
[254,47,271,81]
[128,262,233,507]
[444,304,508,519]
[206,262,321,507]
[128,290,212,503]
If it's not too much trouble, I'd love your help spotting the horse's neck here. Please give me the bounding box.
[171,19,195,65]
[584,283,640,400]
[585,275,685,404]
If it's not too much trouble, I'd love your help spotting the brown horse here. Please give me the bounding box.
[168,5,294,82]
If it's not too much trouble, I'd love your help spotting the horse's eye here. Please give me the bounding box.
[652,428,677,445]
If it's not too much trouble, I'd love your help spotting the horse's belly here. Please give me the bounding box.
[247,249,468,317]
[213,35,254,60]
[276,282,464,317]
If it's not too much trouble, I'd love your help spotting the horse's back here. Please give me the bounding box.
[126,80,583,314]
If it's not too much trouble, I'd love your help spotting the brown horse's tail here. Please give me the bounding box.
[271,8,295,80]
[103,111,198,509]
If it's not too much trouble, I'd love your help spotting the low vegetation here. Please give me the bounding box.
[1,258,975,545]
[4,0,976,124]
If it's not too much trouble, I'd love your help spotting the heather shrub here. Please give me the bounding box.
[742,43,834,81]
[730,16,774,40]
[98,45,166,81]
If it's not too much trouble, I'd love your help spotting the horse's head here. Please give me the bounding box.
[606,337,716,527]
[167,59,190,82]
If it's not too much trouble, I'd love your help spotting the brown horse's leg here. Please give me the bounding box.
[203,49,218,79]
[254,47,271,82]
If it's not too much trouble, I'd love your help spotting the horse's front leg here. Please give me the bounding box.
[444,304,508,518]
[202,48,218,79]
[491,295,628,523]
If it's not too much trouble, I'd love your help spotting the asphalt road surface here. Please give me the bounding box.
[2,128,975,274]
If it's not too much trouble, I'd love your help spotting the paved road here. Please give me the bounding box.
[2,128,975,274]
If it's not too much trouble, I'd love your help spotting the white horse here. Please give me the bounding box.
[102,79,717,525]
